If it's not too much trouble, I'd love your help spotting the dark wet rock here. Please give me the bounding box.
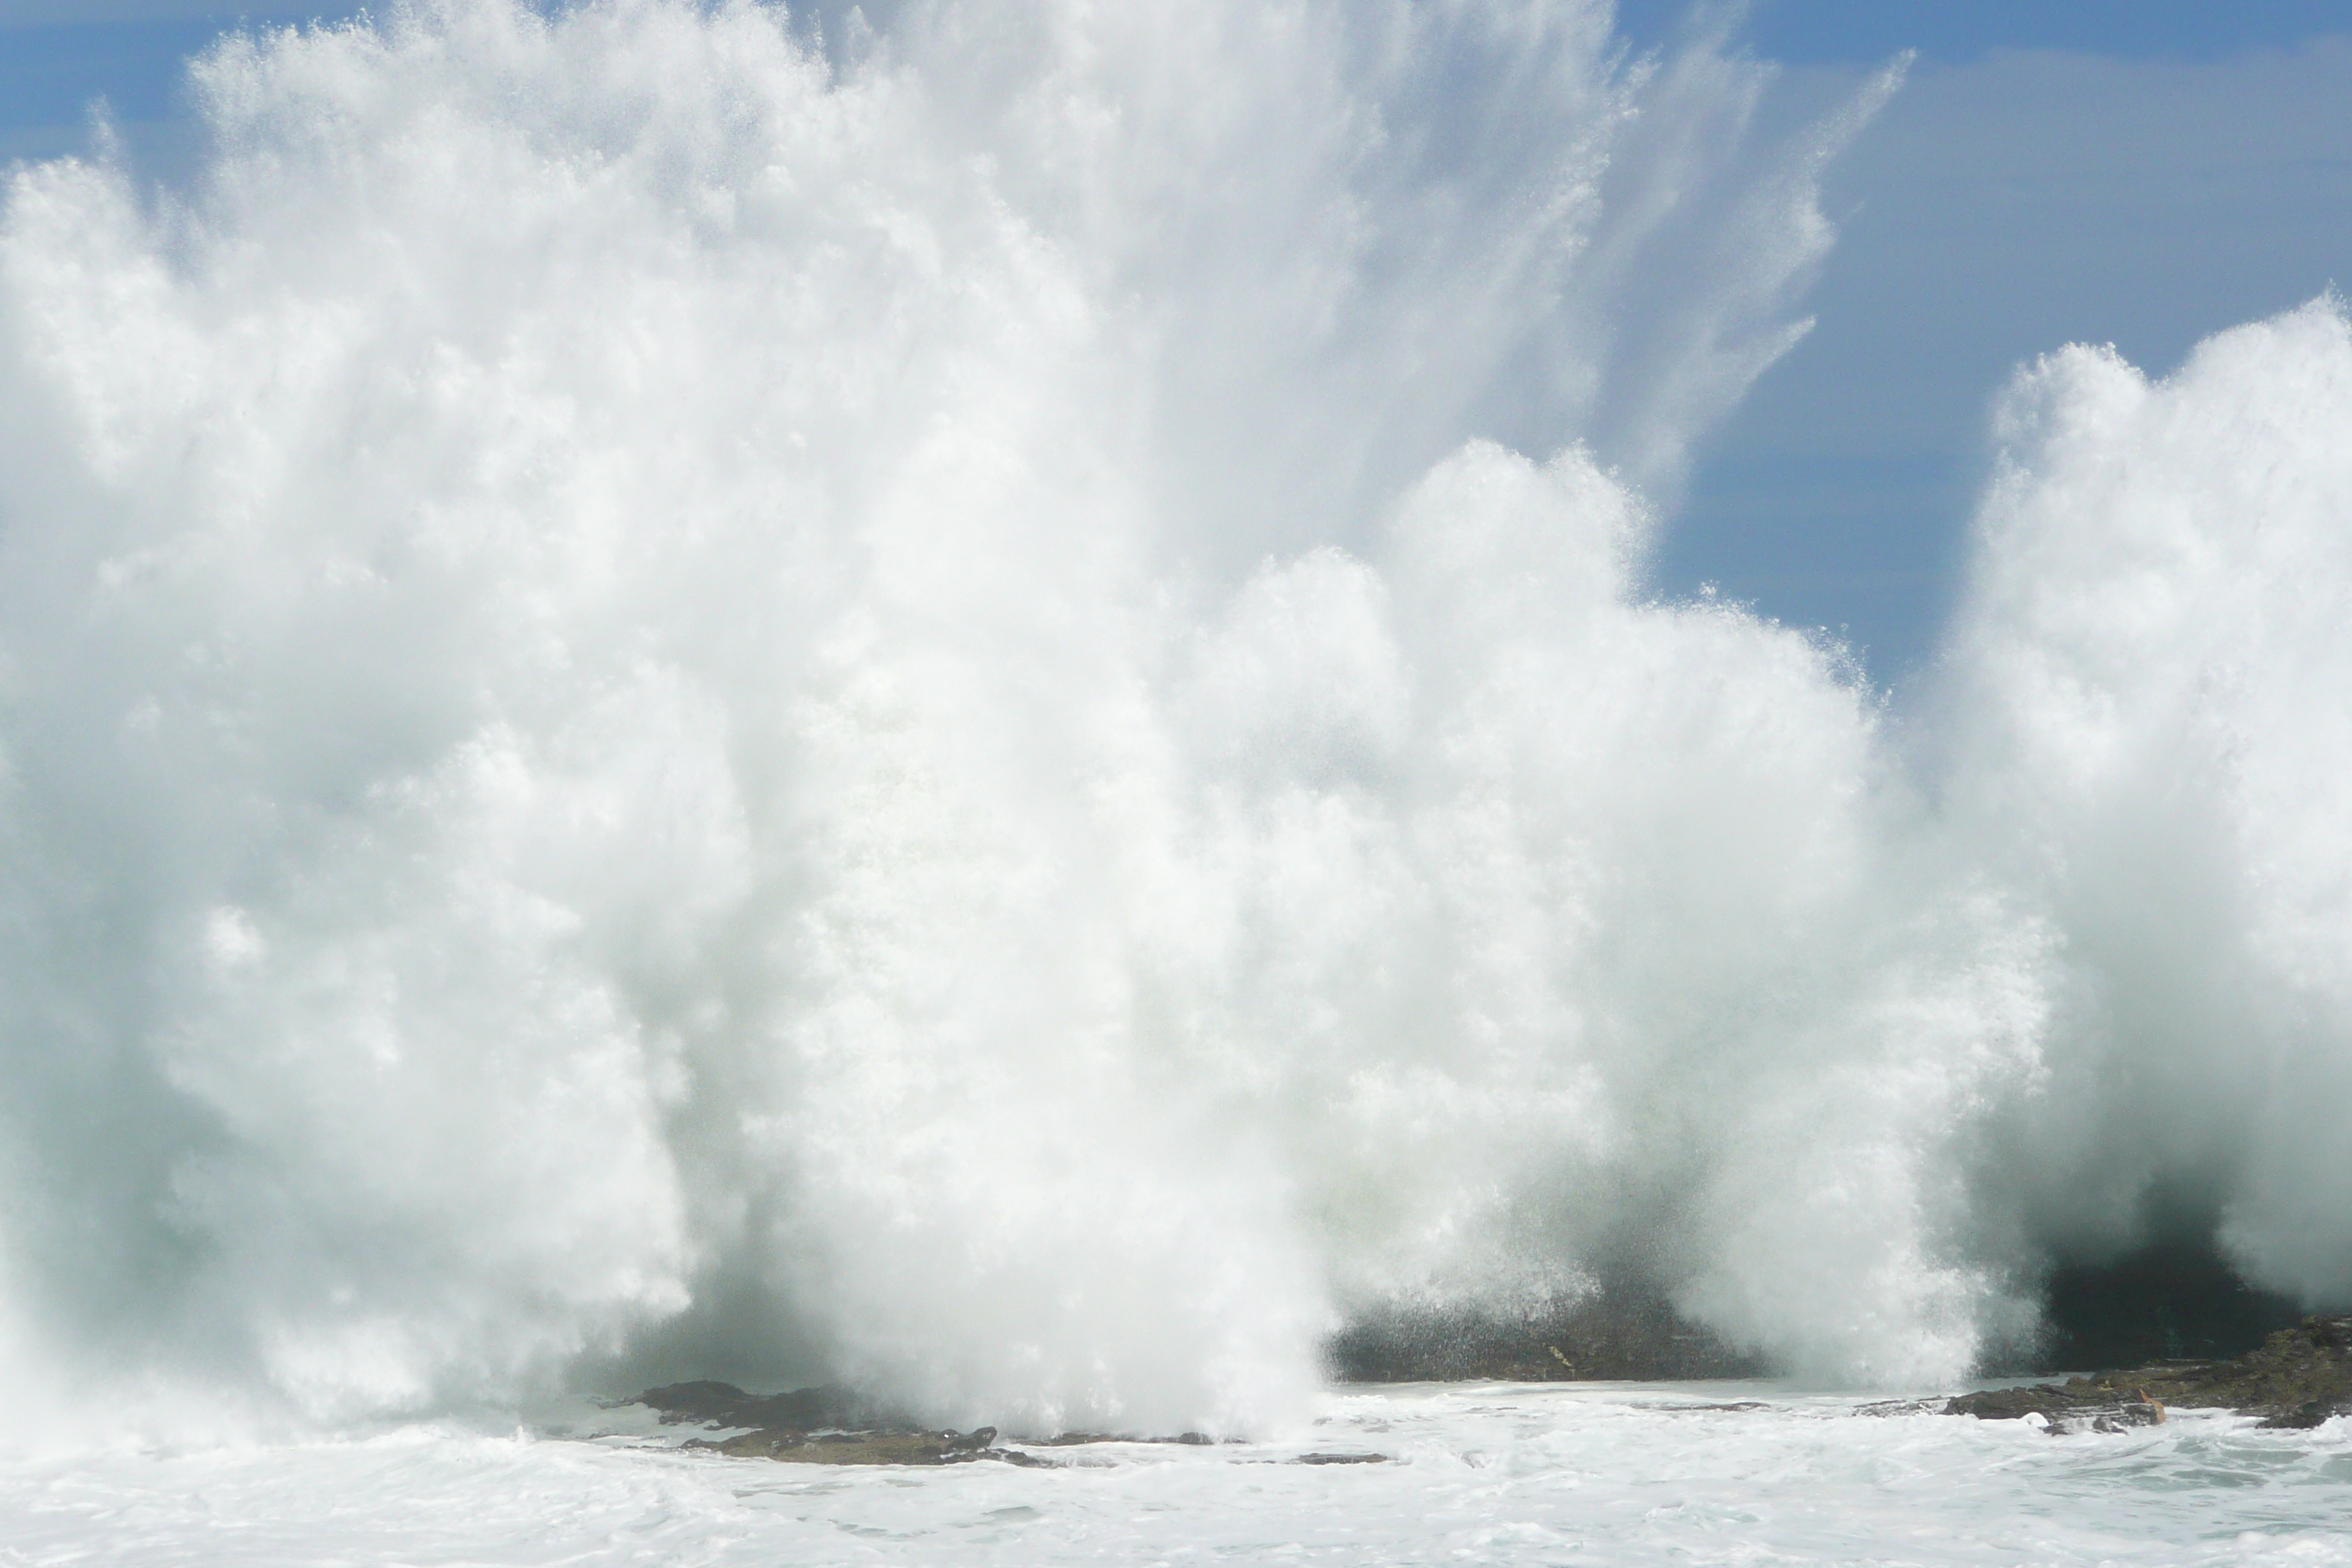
[686,1425,1002,1465]
[638,1380,876,1431]
[1946,1314,2352,1433]
[1294,1452,1389,1464]
[629,1382,1240,1463]
[1017,1429,1238,1449]
[1943,1383,2167,1435]
[2263,1398,2352,1430]
[1328,1287,1766,1382]
[635,1381,1001,1466]
[988,1447,1052,1467]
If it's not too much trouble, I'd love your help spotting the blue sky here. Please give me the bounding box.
[1,0,2348,679]
[1624,1,2352,677]
[1665,20,2352,676]
[1621,0,2352,64]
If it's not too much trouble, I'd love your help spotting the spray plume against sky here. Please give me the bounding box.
[0,0,2345,1445]
[5,1,2350,673]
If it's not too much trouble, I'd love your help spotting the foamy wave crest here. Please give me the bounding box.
[0,0,2339,1440]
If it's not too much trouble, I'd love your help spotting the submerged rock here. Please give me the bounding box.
[1946,1314,2352,1432]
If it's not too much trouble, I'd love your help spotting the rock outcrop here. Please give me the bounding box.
[1947,1314,2352,1432]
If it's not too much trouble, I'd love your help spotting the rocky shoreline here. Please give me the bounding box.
[1943,1314,2352,1433]
[619,1313,2352,1465]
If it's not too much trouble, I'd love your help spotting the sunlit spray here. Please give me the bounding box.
[0,0,2342,1441]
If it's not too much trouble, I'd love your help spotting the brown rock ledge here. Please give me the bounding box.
[1945,1314,2352,1433]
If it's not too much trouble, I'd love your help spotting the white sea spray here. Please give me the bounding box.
[0,0,2342,1447]
[1940,298,2352,1305]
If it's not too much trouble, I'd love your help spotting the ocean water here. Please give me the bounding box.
[6,1387,2351,1566]
[0,0,2349,1553]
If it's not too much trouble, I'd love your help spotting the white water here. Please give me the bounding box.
[5,1390,2351,1567]
[0,4,2348,1513]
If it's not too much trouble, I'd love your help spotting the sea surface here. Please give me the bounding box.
[5,1383,2349,1566]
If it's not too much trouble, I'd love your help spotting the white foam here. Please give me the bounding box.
[2,1387,2346,1565]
